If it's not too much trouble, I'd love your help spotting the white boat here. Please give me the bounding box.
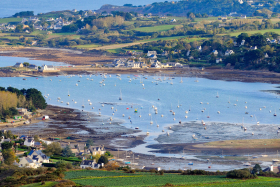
[119,89,122,100]
[146,132,150,135]
[216,92,219,98]
[192,134,197,140]
[89,102,92,105]
[243,162,251,166]
[180,77,183,83]
[66,102,69,105]
[76,83,78,86]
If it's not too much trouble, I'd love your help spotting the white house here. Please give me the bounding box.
[18,157,40,168]
[170,19,176,22]
[197,46,202,51]
[28,150,49,163]
[225,50,234,56]
[212,50,218,56]
[24,136,35,147]
[265,53,269,58]
[39,65,56,72]
[113,58,126,68]
[240,40,245,46]
[126,60,140,68]
[80,160,104,169]
[151,61,162,68]
[29,64,38,70]
[216,58,223,63]
[240,15,246,19]
[270,39,277,44]
[147,51,157,57]
[168,62,183,68]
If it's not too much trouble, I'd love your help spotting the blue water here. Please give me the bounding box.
[0,56,68,67]
[0,0,163,18]
[1,74,280,144]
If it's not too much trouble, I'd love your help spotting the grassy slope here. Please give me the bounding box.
[223,29,280,37]
[0,18,22,24]
[134,25,177,32]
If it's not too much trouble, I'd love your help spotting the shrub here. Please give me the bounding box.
[160,170,164,175]
[226,169,257,179]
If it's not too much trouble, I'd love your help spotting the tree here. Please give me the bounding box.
[86,139,94,147]
[98,156,108,165]
[26,88,47,109]
[2,149,16,165]
[1,142,13,150]
[43,142,62,156]
[252,164,262,174]
[62,145,74,157]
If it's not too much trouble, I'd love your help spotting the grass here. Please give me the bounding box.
[0,18,22,24]
[75,43,101,49]
[222,29,280,37]
[107,48,126,53]
[134,25,177,32]
[21,181,58,187]
[65,170,280,187]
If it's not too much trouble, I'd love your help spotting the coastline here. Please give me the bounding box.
[1,47,280,84]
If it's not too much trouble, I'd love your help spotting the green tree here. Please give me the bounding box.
[26,88,47,109]
[252,164,262,174]
[86,139,94,147]
[1,142,13,150]
[2,149,16,165]
[62,145,74,157]
[98,156,108,165]
[43,142,62,156]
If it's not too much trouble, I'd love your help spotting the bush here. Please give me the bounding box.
[227,169,257,179]
[160,170,164,175]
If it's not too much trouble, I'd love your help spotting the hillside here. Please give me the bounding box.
[97,0,255,16]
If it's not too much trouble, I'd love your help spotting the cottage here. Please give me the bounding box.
[29,64,38,70]
[212,50,218,56]
[18,157,39,168]
[113,58,126,68]
[147,51,157,57]
[225,50,234,56]
[14,63,23,68]
[17,108,28,115]
[265,53,269,58]
[24,136,35,147]
[263,165,280,173]
[197,46,202,51]
[170,19,176,22]
[216,58,223,63]
[270,39,277,44]
[151,61,162,68]
[240,15,246,19]
[85,145,106,155]
[28,150,49,163]
[80,160,104,169]
[39,65,58,72]
[240,40,245,46]
[168,62,183,68]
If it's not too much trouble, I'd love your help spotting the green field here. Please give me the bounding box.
[0,18,22,24]
[75,43,101,49]
[65,170,280,187]
[223,29,280,37]
[134,25,177,32]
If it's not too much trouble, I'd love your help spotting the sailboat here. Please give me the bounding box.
[216,92,219,98]
[274,109,277,116]
[150,115,153,124]
[243,154,251,166]
[82,99,85,108]
[180,77,183,83]
[67,90,70,97]
[177,100,180,108]
[119,89,122,100]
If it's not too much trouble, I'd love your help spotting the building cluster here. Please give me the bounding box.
[109,50,185,69]
[14,63,59,72]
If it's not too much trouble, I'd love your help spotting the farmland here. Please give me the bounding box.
[133,25,177,32]
[64,170,280,187]
[223,29,280,37]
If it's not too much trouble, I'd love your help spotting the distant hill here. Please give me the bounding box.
[97,0,255,16]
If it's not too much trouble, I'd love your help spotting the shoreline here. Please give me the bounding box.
[0,47,280,84]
